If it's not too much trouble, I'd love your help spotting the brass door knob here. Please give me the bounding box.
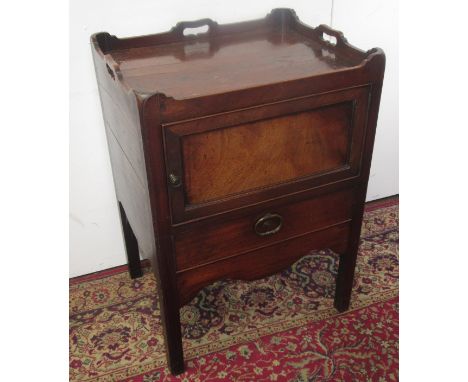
[168,173,181,187]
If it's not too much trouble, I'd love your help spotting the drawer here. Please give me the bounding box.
[174,188,355,271]
[164,86,369,223]
[176,221,351,306]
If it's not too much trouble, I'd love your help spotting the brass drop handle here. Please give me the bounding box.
[254,213,283,236]
[168,173,181,187]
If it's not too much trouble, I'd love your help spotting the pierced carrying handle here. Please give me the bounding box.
[315,24,348,48]
[173,18,218,37]
[104,54,122,81]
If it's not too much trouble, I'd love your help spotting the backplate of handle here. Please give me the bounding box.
[254,213,283,237]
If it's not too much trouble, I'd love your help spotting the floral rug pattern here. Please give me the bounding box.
[70,197,398,381]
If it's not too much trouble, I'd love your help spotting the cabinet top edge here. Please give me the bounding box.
[91,8,385,101]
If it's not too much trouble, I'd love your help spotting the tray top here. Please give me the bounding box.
[93,9,373,100]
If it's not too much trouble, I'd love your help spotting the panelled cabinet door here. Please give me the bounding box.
[164,86,370,223]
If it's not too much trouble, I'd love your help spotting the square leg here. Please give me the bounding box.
[118,202,143,279]
[152,259,185,374]
[334,247,359,312]
[118,202,184,374]
[159,301,185,375]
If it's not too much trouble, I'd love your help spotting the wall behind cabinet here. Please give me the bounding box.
[332,0,399,200]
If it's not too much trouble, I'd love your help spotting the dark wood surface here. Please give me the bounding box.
[91,8,385,375]
[164,86,370,223]
[181,103,351,204]
[110,28,361,99]
[177,222,351,306]
[91,35,156,262]
[103,10,366,99]
[118,202,143,279]
[175,188,355,271]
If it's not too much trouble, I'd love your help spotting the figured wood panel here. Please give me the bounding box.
[175,188,354,271]
[182,102,352,205]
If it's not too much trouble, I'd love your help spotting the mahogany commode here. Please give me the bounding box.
[91,8,385,375]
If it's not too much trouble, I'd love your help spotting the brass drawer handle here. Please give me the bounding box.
[254,213,283,236]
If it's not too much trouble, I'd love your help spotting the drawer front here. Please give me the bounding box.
[164,86,369,223]
[174,188,355,271]
[176,222,351,306]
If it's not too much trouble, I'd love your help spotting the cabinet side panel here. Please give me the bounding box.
[104,127,155,260]
[92,47,155,261]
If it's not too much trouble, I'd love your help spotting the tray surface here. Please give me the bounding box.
[108,28,363,99]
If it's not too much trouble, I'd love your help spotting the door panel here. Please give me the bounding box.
[164,86,369,223]
[182,102,352,204]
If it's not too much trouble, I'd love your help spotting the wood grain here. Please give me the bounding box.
[164,87,370,223]
[182,102,352,204]
[177,222,351,306]
[175,188,355,271]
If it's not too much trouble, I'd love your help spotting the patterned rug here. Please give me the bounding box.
[70,197,398,381]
